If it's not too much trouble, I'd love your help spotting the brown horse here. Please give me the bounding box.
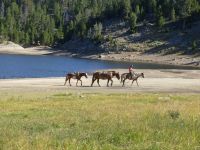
[64,72,88,86]
[91,71,120,87]
[121,72,144,87]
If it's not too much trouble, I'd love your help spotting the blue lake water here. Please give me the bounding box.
[0,54,198,79]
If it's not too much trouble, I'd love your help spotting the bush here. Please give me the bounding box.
[168,110,180,120]
[192,40,197,51]
[107,35,113,42]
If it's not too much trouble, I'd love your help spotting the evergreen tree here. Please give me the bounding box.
[148,0,157,14]
[135,5,140,16]
[171,7,176,21]
[157,15,165,28]
[122,0,131,19]
[93,22,103,42]
[129,12,137,33]
[24,33,30,45]
[0,0,199,46]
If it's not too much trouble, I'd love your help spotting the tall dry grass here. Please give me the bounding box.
[0,92,200,149]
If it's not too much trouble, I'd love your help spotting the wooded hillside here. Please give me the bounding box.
[0,0,199,46]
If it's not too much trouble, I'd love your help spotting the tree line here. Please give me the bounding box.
[0,0,199,46]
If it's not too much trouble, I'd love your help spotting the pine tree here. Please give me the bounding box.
[171,7,176,21]
[77,20,87,38]
[129,12,137,33]
[0,0,199,46]
[93,22,103,42]
[122,0,131,19]
[149,0,157,14]
[24,33,30,45]
[42,30,50,45]
[135,5,140,16]
[157,15,165,28]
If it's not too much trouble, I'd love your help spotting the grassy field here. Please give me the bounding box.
[0,92,200,150]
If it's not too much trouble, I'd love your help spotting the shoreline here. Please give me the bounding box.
[0,69,200,93]
[81,54,200,70]
[1,50,199,70]
[83,52,200,69]
[0,43,199,69]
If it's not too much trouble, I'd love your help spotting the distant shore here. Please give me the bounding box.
[87,51,200,69]
[0,41,199,68]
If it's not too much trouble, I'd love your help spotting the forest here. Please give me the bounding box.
[0,0,199,46]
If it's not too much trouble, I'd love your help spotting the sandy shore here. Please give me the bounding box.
[0,69,200,93]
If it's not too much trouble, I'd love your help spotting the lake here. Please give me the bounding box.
[0,54,198,79]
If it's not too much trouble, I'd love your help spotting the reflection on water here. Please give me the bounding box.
[0,54,198,79]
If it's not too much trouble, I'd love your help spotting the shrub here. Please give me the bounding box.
[192,40,197,51]
[168,110,180,120]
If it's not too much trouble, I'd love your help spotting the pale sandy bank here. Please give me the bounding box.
[0,41,53,55]
[0,69,200,93]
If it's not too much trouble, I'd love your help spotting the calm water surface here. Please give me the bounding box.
[0,54,198,79]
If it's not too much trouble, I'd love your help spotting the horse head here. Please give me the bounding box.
[114,72,120,80]
[141,73,144,78]
[83,72,88,78]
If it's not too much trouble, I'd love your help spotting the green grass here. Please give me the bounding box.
[0,92,200,150]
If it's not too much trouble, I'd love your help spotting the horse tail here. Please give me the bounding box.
[64,74,68,85]
[92,74,95,81]
[65,74,69,79]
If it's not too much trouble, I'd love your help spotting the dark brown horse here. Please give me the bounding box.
[121,72,144,87]
[91,71,120,87]
[64,72,88,86]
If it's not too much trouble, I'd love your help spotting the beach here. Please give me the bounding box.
[1,69,199,93]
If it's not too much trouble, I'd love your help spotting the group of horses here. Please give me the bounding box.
[64,71,144,87]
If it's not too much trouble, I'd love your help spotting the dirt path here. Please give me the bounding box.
[0,69,200,93]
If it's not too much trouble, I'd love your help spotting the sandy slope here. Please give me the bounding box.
[0,69,200,93]
[0,41,54,55]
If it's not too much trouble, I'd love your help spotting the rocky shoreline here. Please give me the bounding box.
[87,51,200,68]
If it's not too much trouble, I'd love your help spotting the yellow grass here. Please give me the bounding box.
[0,92,200,149]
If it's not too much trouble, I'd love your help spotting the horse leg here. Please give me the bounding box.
[136,80,139,87]
[91,78,96,87]
[107,79,109,87]
[131,80,135,86]
[111,79,113,87]
[97,79,101,87]
[76,80,79,87]
[80,80,83,86]
[69,79,72,86]
[64,77,68,86]
[121,77,123,83]
[122,79,126,87]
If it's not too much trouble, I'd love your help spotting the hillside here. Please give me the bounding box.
[0,0,200,66]
[61,20,200,67]
[0,0,200,47]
